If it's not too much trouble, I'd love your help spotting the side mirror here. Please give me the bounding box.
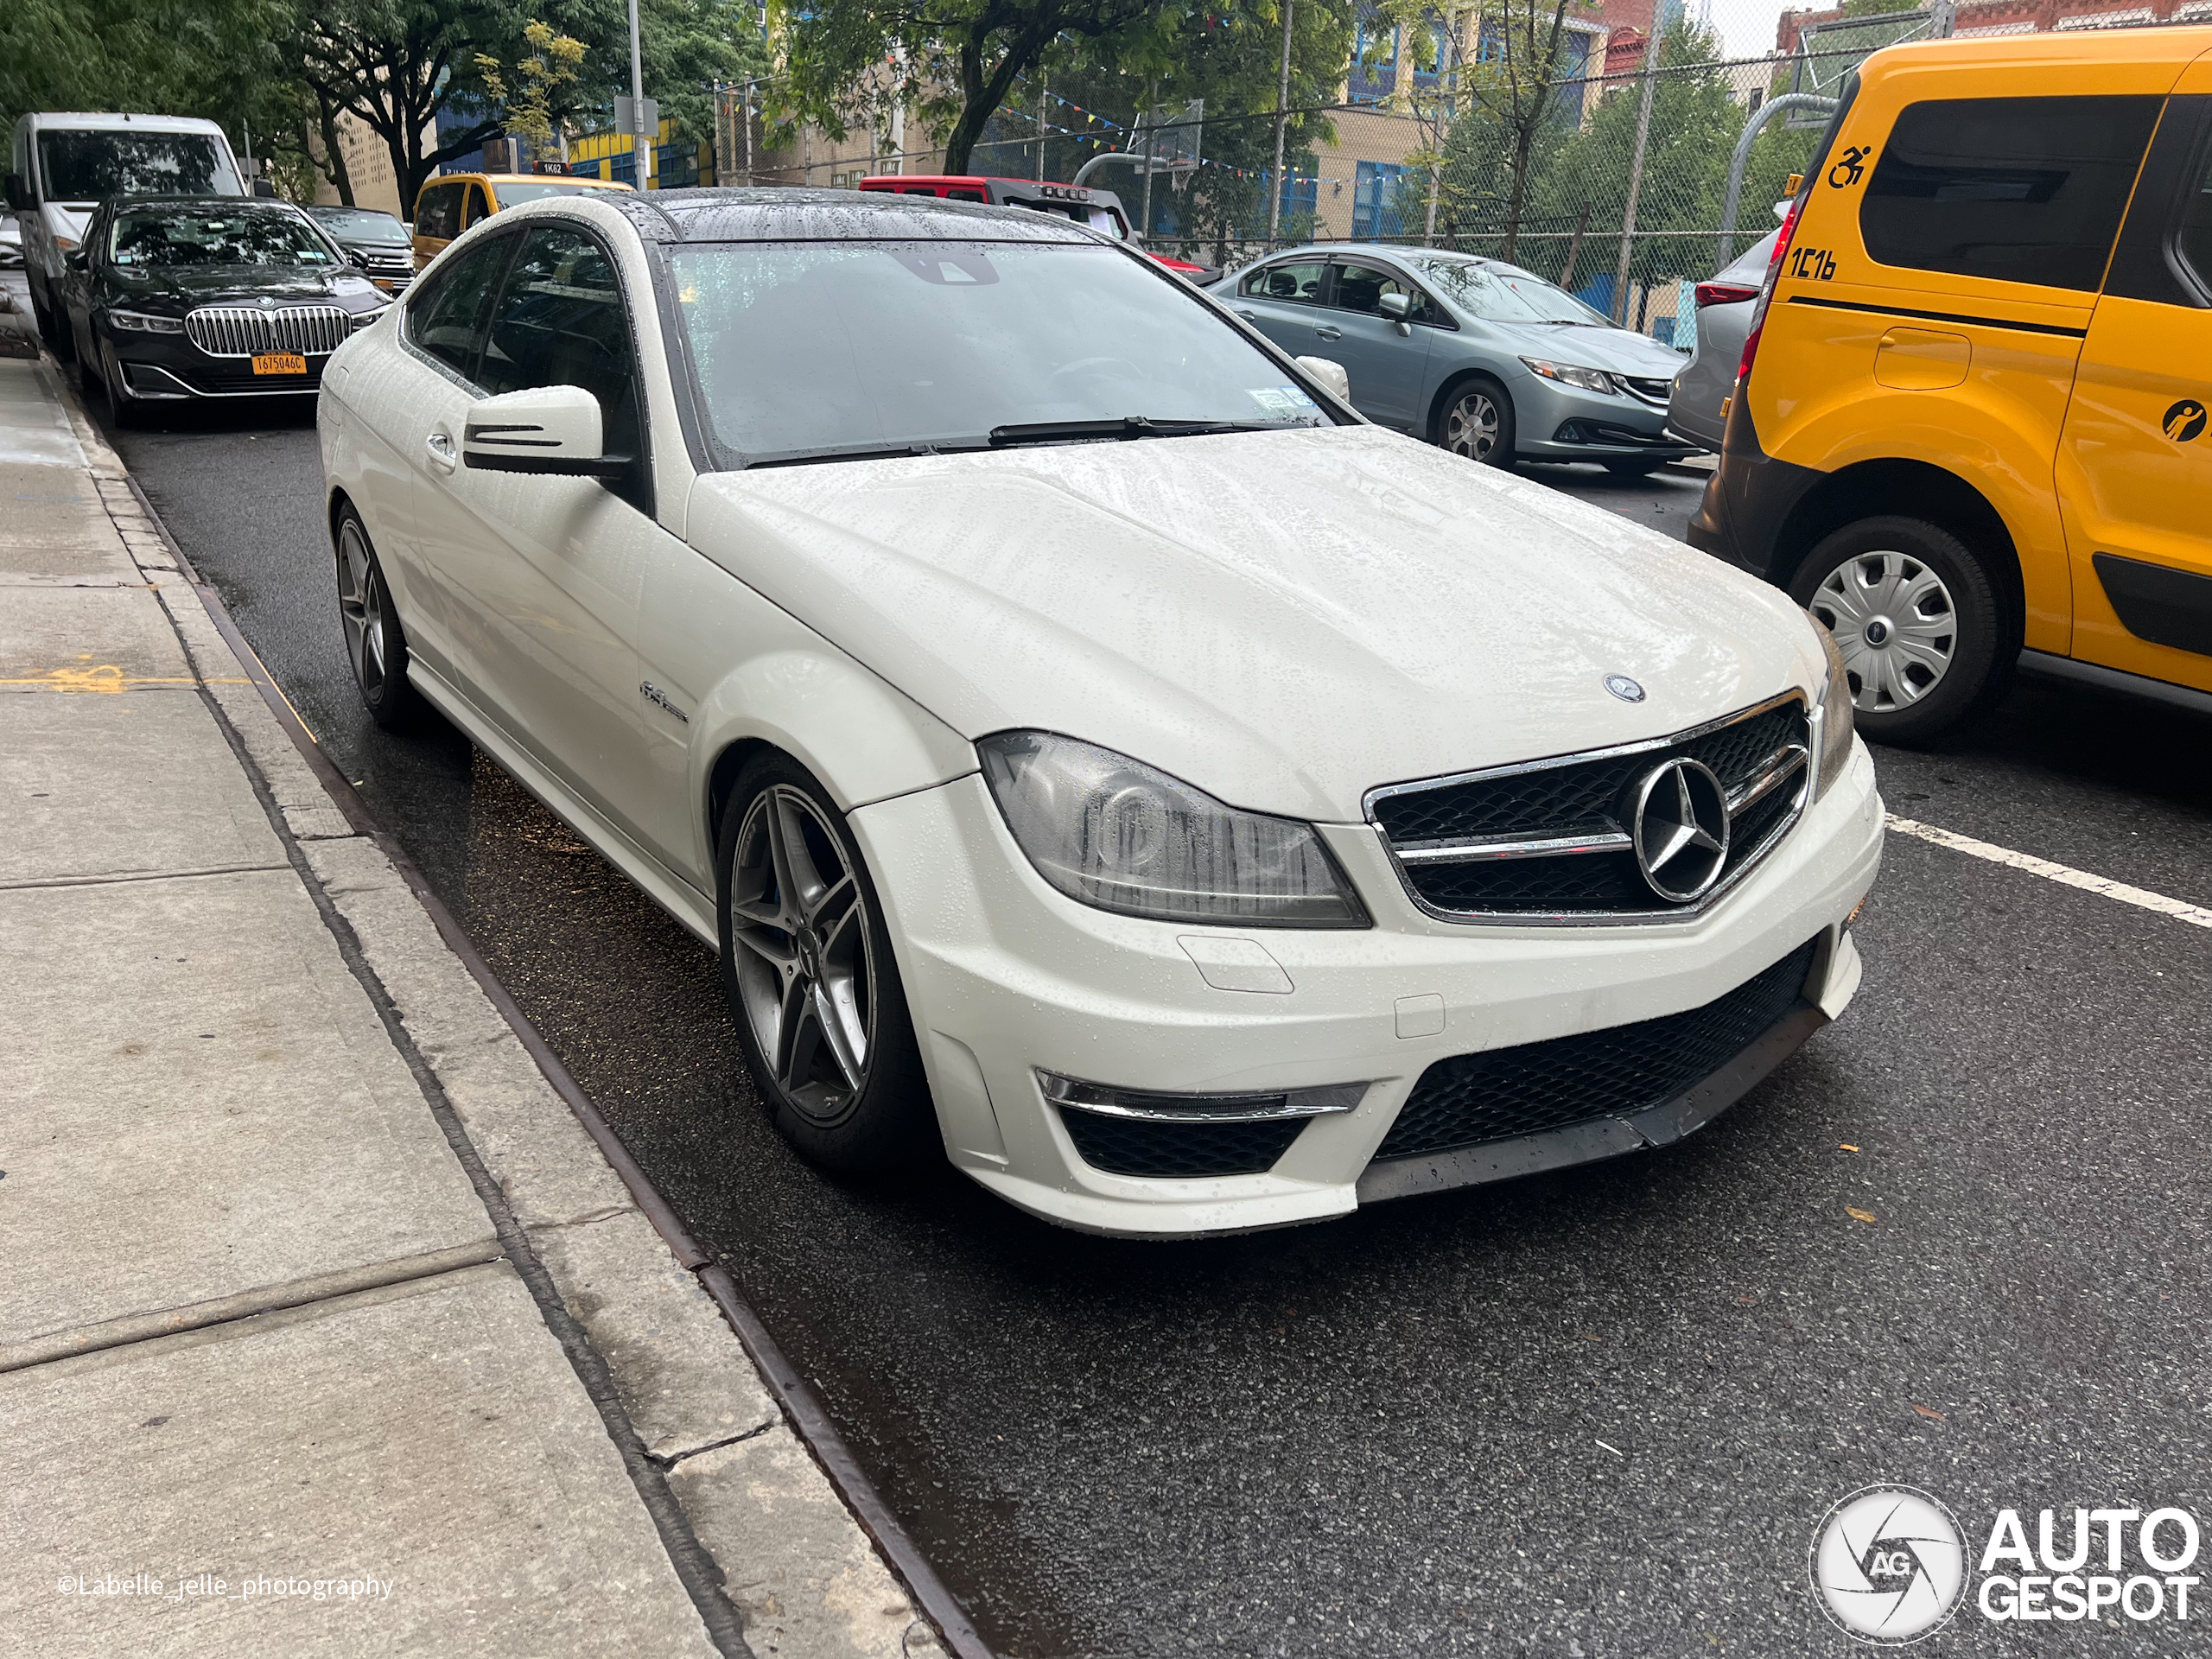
[461,385,628,477]
[346,246,371,270]
[65,248,87,271]
[252,178,278,199]
[1378,291,1413,334]
[3,173,28,212]
[1295,354,1351,405]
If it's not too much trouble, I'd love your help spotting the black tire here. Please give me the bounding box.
[333,505,425,728]
[1604,457,1664,478]
[1787,514,2012,746]
[96,342,142,429]
[32,277,73,361]
[716,753,934,1176]
[1433,374,1517,468]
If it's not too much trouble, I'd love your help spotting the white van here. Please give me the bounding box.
[5,111,246,359]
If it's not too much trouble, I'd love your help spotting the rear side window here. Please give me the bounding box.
[1859,96,2164,290]
[465,183,493,226]
[1243,259,1325,302]
[407,236,512,379]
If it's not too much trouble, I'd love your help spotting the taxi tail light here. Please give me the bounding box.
[1735,195,1802,389]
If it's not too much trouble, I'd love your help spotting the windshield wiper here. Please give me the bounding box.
[988,416,1300,447]
[742,438,992,469]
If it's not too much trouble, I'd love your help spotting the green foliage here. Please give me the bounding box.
[1041,0,1354,253]
[478,18,588,149]
[777,0,1171,175]
[637,0,771,143]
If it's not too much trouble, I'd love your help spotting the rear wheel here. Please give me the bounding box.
[717,755,933,1176]
[1788,514,2010,745]
[1436,377,1516,468]
[334,507,424,728]
[33,279,73,362]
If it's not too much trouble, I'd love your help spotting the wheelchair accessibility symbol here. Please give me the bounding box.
[2164,399,2207,442]
[1828,145,1873,188]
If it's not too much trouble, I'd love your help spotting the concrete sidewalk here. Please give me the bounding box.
[0,354,948,1658]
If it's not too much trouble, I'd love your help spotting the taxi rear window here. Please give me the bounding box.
[1859,95,2163,290]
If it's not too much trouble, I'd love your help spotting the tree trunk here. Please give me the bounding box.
[317,95,354,207]
[1503,125,1534,264]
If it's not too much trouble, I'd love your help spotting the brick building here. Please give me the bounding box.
[1777,0,2212,54]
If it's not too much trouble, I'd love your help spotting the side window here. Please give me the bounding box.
[478,223,645,500]
[464,183,493,226]
[2177,145,2212,293]
[1859,95,2164,291]
[406,235,512,380]
[416,182,461,240]
[1330,261,1435,322]
[1243,259,1325,302]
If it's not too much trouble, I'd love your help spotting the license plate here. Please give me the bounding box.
[251,353,307,376]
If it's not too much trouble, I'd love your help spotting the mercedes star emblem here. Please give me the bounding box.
[1630,757,1731,902]
[1603,674,1646,702]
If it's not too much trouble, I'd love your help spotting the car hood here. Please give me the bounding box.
[1484,320,1690,378]
[685,425,1823,823]
[103,263,384,313]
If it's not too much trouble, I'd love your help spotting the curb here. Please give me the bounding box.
[43,358,995,1659]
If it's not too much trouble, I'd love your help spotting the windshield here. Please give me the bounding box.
[667,240,1328,465]
[111,207,335,268]
[1413,257,1612,326]
[493,181,625,207]
[37,130,242,204]
[310,208,410,245]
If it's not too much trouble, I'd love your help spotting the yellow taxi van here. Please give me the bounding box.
[410,171,632,271]
[1691,26,2212,741]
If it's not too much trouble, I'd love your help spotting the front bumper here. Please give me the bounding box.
[851,741,1884,1237]
[1511,373,1703,463]
[107,329,329,399]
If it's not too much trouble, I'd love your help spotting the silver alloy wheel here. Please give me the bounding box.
[1808,549,1958,713]
[1444,390,1501,461]
[334,518,390,700]
[727,785,875,1125]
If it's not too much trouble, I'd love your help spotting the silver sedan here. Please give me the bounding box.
[1224,245,1700,476]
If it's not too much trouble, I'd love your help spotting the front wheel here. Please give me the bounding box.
[1436,378,1516,468]
[717,755,933,1175]
[1788,515,2011,746]
[334,507,425,728]
[1603,457,1664,478]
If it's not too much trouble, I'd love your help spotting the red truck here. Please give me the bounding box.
[856,175,1217,283]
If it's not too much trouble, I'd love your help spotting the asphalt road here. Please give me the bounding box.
[92,387,2212,1657]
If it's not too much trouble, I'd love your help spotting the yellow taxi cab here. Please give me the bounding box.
[1691,26,2212,741]
[410,171,633,271]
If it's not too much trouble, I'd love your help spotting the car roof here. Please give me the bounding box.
[18,111,230,135]
[433,173,635,189]
[105,195,307,213]
[589,187,1109,245]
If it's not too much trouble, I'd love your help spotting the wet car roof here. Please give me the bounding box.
[600,188,1101,245]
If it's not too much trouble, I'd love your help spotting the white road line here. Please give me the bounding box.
[1885,815,2212,931]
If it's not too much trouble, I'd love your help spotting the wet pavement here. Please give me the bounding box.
[92,391,2212,1657]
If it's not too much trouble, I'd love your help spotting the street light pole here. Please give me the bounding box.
[626,0,648,188]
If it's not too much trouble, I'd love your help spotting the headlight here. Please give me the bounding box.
[1812,618,1856,802]
[977,731,1369,928]
[1520,357,1616,395]
[351,306,386,329]
[108,309,184,334]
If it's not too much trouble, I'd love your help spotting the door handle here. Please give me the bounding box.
[425,429,457,474]
[1313,325,1343,341]
[1235,308,1259,321]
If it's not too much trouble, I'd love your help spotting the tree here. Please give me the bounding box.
[477,18,588,151]
[1039,0,1353,256]
[778,0,1167,176]
[1441,0,1597,263]
[1534,18,1738,300]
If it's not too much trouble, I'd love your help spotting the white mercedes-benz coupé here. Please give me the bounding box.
[317,188,1882,1237]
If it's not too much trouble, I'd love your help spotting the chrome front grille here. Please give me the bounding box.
[184,304,352,358]
[1618,373,1676,406]
[1366,696,1810,924]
